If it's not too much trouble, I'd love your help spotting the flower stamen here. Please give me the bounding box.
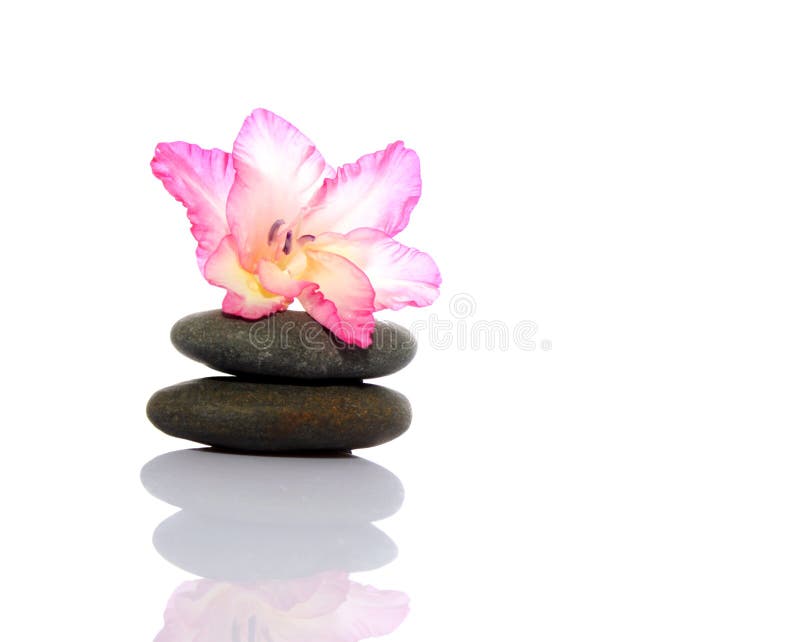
[268,219,285,244]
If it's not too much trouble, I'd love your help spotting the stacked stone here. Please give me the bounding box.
[146,310,415,451]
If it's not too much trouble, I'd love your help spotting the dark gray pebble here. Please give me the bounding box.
[171,310,417,379]
[146,377,412,452]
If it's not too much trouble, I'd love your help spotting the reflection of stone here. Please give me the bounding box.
[154,572,409,642]
[153,512,397,581]
[141,449,404,524]
[141,449,404,580]
[145,450,409,640]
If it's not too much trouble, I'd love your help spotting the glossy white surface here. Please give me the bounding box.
[4,1,800,639]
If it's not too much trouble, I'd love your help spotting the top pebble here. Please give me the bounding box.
[171,310,417,380]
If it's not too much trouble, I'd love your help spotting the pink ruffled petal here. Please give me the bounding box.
[203,235,287,319]
[151,142,234,270]
[312,228,441,311]
[301,141,420,237]
[256,260,309,299]
[297,249,376,348]
[226,109,330,271]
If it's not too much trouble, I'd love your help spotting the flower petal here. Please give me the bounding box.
[256,260,308,299]
[312,228,441,311]
[226,109,331,271]
[297,249,376,348]
[151,142,233,270]
[203,235,287,319]
[301,141,420,237]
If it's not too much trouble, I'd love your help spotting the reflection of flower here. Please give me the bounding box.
[152,108,441,347]
[155,572,409,642]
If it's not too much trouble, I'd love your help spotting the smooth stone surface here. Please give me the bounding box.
[171,309,417,380]
[154,511,397,581]
[141,449,404,524]
[146,377,412,452]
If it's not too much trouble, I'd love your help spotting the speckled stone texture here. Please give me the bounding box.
[171,310,417,380]
[147,377,412,452]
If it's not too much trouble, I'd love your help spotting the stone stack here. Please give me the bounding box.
[146,310,415,451]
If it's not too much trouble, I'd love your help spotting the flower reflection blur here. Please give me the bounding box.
[155,572,408,642]
[143,450,410,641]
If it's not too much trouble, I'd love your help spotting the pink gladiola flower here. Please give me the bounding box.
[155,573,409,642]
[152,109,441,348]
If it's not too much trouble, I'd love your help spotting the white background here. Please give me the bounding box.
[3,1,800,639]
